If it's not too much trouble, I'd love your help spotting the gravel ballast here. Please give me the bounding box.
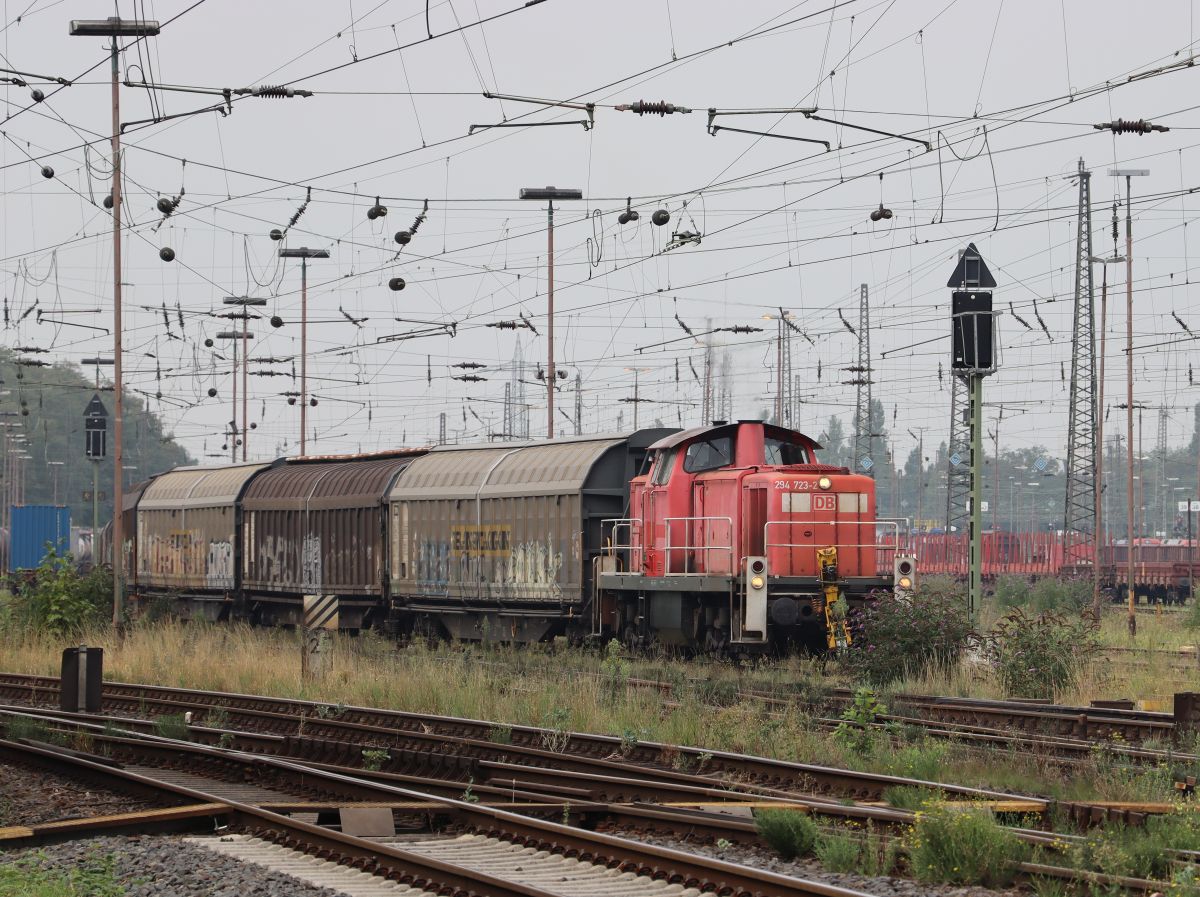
[1,835,346,897]
[0,761,158,826]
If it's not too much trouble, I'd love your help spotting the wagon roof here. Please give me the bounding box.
[138,461,272,510]
[388,436,627,500]
[242,456,417,510]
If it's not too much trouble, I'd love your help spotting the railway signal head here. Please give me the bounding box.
[894,555,917,601]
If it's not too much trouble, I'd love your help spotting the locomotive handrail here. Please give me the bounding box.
[601,518,644,571]
[764,519,901,578]
[664,515,734,576]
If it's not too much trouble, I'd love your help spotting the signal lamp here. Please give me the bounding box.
[817,476,833,490]
[750,575,765,590]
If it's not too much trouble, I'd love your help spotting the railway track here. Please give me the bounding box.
[0,674,1089,804]
[0,694,1184,894]
[0,673,1184,826]
[0,728,870,897]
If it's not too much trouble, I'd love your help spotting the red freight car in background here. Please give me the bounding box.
[896,531,1197,604]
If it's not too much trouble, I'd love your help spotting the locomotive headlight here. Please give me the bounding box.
[898,575,913,590]
[817,476,833,490]
[750,575,765,590]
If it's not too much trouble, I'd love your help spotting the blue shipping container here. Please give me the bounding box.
[10,505,71,572]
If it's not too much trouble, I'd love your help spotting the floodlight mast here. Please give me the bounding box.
[69,15,160,627]
[518,187,582,439]
[223,297,267,460]
[1110,168,1149,637]
[278,249,330,455]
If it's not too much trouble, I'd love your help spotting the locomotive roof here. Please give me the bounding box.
[646,421,822,452]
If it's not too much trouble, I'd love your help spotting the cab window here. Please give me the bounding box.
[651,447,677,485]
[683,435,733,473]
[764,437,810,466]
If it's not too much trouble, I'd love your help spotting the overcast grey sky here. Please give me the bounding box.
[2,0,1198,467]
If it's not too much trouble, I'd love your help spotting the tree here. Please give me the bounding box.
[818,415,848,468]
[0,349,192,533]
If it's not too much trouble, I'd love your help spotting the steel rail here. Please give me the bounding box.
[0,715,878,897]
[0,708,1178,895]
[0,674,1041,803]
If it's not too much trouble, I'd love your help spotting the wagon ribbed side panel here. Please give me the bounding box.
[135,462,269,592]
[387,438,627,606]
[241,456,417,597]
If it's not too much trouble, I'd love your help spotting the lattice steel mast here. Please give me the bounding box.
[849,283,875,475]
[1064,160,1097,556]
[946,370,971,532]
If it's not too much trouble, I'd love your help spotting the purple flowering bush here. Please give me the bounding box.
[986,608,1098,699]
[843,584,974,686]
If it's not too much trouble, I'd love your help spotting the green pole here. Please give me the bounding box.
[968,372,984,624]
[92,460,99,558]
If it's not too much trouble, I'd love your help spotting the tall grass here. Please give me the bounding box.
[0,614,1186,803]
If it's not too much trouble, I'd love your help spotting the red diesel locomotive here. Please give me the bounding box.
[595,419,905,654]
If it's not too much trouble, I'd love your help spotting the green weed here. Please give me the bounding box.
[540,708,571,753]
[882,785,940,811]
[4,716,52,743]
[152,713,189,741]
[1069,811,1200,881]
[599,639,630,700]
[487,724,513,745]
[0,850,124,897]
[907,805,1026,888]
[832,687,885,754]
[814,830,860,872]
[755,808,817,860]
[361,748,390,772]
[883,740,950,781]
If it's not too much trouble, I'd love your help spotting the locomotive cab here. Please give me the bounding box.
[596,419,895,654]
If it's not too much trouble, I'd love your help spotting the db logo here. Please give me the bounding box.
[813,494,837,511]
